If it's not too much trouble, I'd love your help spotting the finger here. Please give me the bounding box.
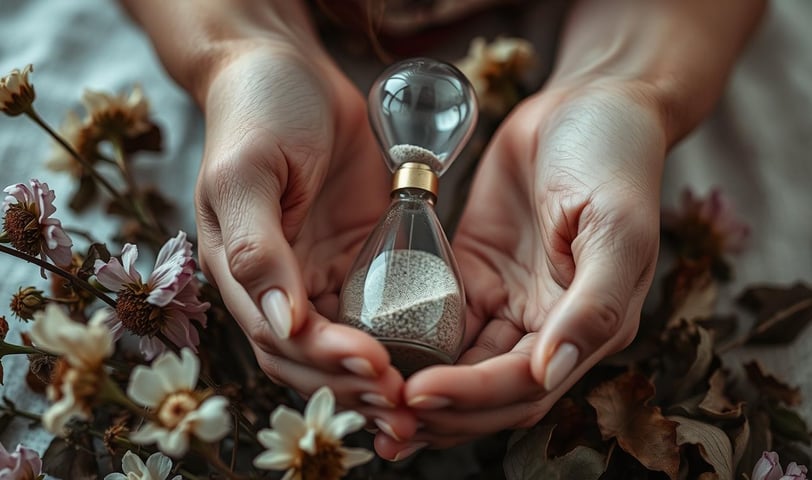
[531,212,657,391]
[404,335,542,411]
[456,318,525,365]
[205,249,394,379]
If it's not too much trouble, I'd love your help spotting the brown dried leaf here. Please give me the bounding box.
[736,411,772,479]
[68,173,98,212]
[730,418,750,472]
[667,271,719,329]
[744,361,802,406]
[587,371,680,479]
[121,122,162,154]
[738,283,812,344]
[672,324,715,400]
[698,369,743,420]
[78,243,111,279]
[669,415,733,480]
[41,436,98,480]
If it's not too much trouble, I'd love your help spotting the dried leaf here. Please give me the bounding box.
[738,283,812,344]
[767,405,811,444]
[121,122,162,153]
[744,361,802,406]
[667,271,719,329]
[78,243,111,279]
[505,444,605,480]
[587,371,680,479]
[669,415,733,480]
[672,324,715,400]
[41,436,98,480]
[504,424,555,479]
[730,418,750,472]
[736,411,772,479]
[698,369,743,420]
[68,173,98,212]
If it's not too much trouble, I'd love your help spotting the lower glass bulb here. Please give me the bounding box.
[338,189,465,377]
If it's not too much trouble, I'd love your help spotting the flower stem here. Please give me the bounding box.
[99,374,150,419]
[0,339,41,357]
[198,445,247,480]
[0,244,116,308]
[25,108,123,204]
[0,401,42,424]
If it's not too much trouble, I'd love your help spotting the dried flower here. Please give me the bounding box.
[455,37,536,116]
[45,111,102,178]
[782,463,809,480]
[0,64,35,116]
[50,253,96,313]
[3,179,73,268]
[29,305,113,435]
[0,442,43,480]
[662,188,750,258]
[94,231,209,359]
[82,85,152,139]
[254,386,373,480]
[9,286,47,321]
[104,450,180,480]
[753,452,785,480]
[126,348,231,457]
[0,316,8,340]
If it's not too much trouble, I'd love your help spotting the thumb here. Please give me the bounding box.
[213,167,309,341]
[531,223,657,391]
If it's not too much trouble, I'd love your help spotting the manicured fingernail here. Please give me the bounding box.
[408,395,451,410]
[361,393,395,408]
[261,289,292,339]
[374,419,401,442]
[544,342,579,391]
[342,357,377,378]
[393,442,428,462]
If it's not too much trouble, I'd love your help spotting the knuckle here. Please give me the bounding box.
[225,236,272,287]
[591,297,625,339]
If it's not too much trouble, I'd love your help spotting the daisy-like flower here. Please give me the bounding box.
[0,442,43,480]
[0,64,35,116]
[2,179,73,267]
[254,386,374,480]
[455,36,536,116]
[126,348,231,457]
[104,450,180,480]
[82,85,152,139]
[95,231,209,359]
[29,304,114,435]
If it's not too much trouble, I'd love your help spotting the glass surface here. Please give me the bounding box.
[338,190,465,376]
[369,58,478,175]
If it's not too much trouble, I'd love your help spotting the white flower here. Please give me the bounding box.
[95,231,209,359]
[3,178,73,267]
[126,348,231,457]
[29,305,114,435]
[0,64,35,116]
[254,386,374,480]
[104,450,180,480]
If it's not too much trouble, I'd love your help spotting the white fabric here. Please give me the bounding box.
[0,0,810,473]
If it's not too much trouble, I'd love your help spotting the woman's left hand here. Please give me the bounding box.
[375,78,666,457]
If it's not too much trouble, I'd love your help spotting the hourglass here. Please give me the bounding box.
[338,58,478,376]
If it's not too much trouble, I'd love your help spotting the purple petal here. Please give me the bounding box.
[154,231,191,269]
[32,179,57,220]
[94,256,137,291]
[139,336,167,361]
[161,311,200,353]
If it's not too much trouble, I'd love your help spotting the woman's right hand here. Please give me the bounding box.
[194,42,416,439]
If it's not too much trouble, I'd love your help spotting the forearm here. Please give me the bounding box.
[549,0,767,144]
[120,0,322,105]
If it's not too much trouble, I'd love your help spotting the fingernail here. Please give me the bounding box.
[261,289,292,339]
[407,395,451,410]
[342,357,377,378]
[543,342,579,391]
[361,393,395,408]
[374,419,402,442]
[393,442,428,462]
[364,427,379,434]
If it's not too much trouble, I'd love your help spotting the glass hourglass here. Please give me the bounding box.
[338,58,478,377]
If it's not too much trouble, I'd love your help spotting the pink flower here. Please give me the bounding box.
[94,231,209,359]
[2,179,72,267]
[0,442,43,480]
[781,463,809,480]
[753,452,785,480]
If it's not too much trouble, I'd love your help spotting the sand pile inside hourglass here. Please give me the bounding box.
[341,249,463,375]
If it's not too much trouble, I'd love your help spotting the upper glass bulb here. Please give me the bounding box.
[369,58,478,176]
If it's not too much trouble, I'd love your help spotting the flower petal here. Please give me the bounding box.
[145,451,173,478]
[188,396,231,442]
[127,365,171,407]
[325,411,366,440]
[156,425,190,458]
[120,450,147,476]
[340,447,375,469]
[129,423,166,446]
[94,256,136,291]
[253,450,297,470]
[304,386,335,430]
[271,406,308,440]
[298,428,317,455]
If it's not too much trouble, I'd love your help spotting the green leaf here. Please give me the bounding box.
[504,424,555,479]
[669,415,733,480]
[767,405,811,444]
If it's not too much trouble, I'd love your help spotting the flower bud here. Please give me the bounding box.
[753,452,784,480]
[0,315,8,340]
[10,286,47,321]
[0,64,36,116]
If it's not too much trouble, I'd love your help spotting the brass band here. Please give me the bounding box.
[391,162,439,196]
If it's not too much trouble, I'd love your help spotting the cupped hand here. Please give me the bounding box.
[194,43,416,438]
[377,79,666,456]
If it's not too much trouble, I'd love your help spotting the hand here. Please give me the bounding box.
[194,43,417,439]
[377,79,665,456]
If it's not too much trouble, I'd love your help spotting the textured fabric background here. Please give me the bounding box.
[0,0,810,474]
